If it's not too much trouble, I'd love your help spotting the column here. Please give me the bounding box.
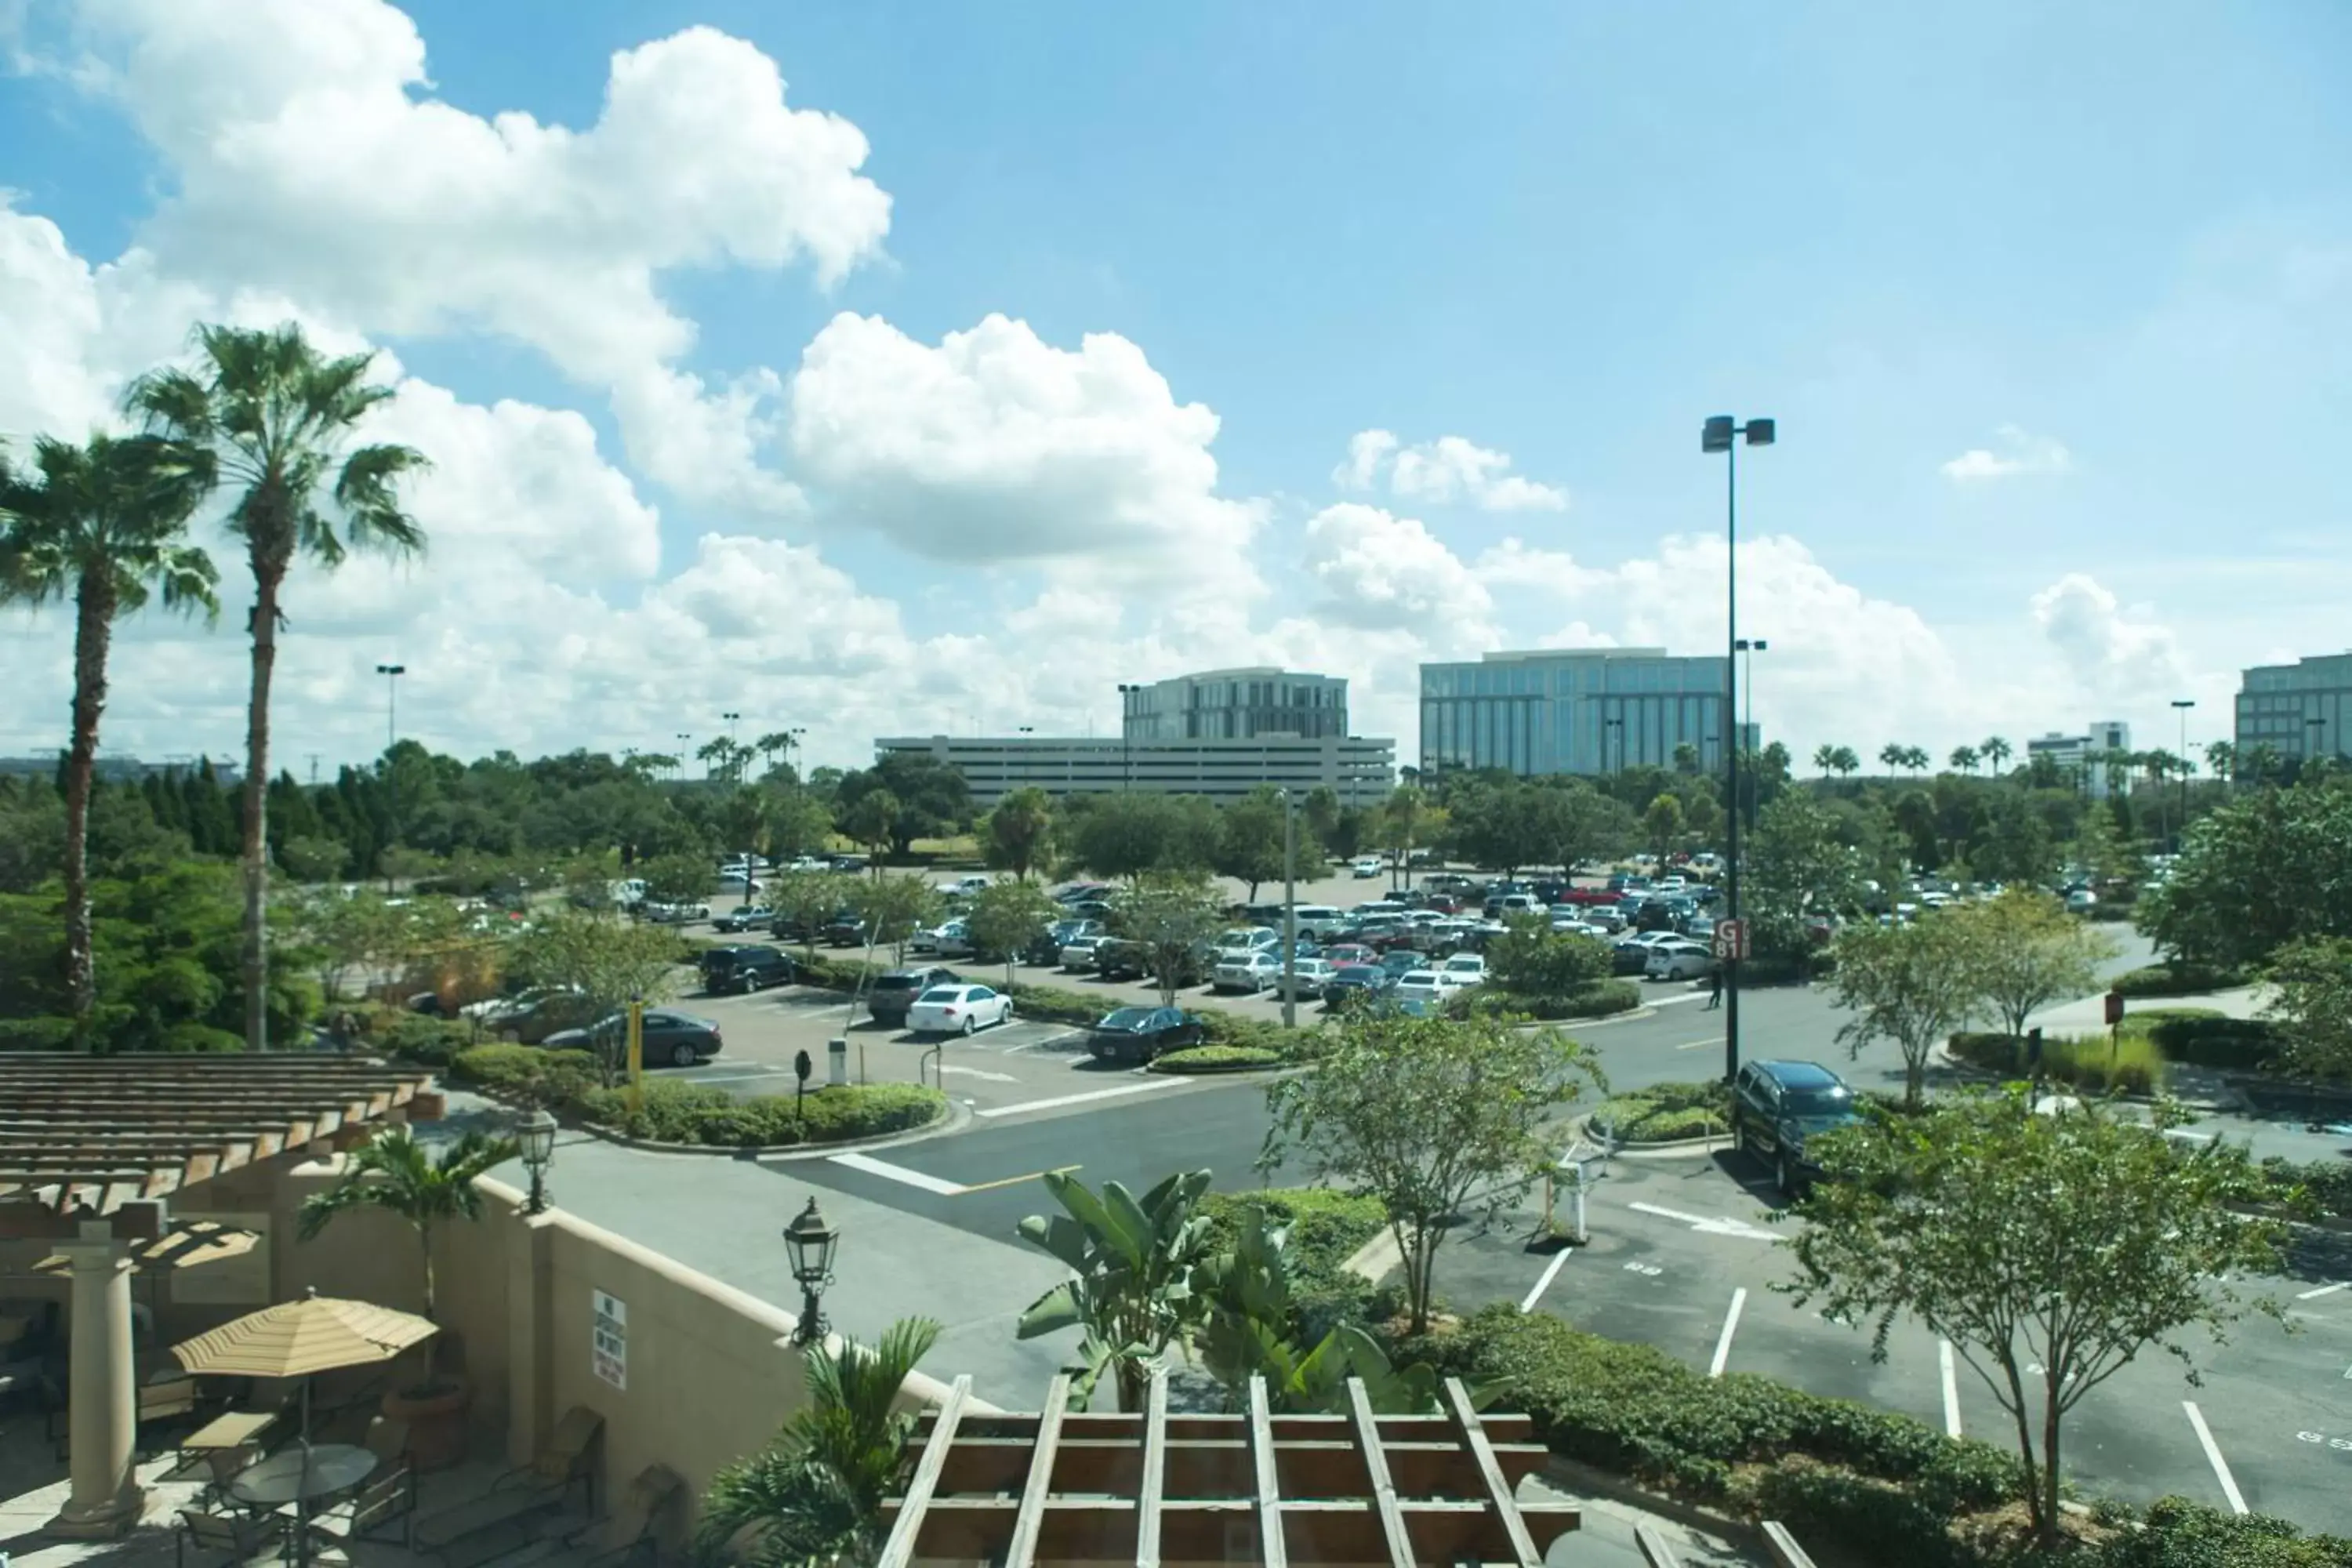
[49,1221,143,1537]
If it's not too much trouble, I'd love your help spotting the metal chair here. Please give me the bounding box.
[311,1461,419,1551]
[175,1504,286,1568]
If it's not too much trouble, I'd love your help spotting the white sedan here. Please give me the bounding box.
[1392,970,1470,1005]
[1439,953,1486,982]
[1059,935,1110,971]
[906,984,1014,1036]
[1213,953,1283,993]
[1351,857,1384,879]
[1644,939,1715,981]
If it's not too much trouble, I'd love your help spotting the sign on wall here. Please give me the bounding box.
[592,1290,627,1391]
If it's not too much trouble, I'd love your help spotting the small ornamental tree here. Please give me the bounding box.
[1484,916,1610,1000]
[2263,935,2352,1080]
[769,869,846,960]
[1214,789,1288,902]
[851,874,942,965]
[1783,1090,2292,1549]
[1115,870,1226,1006]
[1828,914,1980,1109]
[1261,1011,1602,1333]
[982,786,1056,881]
[1955,887,2120,1040]
[966,878,1061,988]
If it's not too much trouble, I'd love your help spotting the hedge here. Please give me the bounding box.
[2111,961,2248,998]
[371,1013,477,1066]
[1589,1080,1731,1143]
[1199,1187,1390,1341]
[572,1079,946,1148]
[1150,1045,1280,1074]
[1946,1030,2165,1096]
[2263,1157,2352,1224]
[2141,1014,2281,1073]
[1399,1305,2017,1565]
[1467,979,1642,1022]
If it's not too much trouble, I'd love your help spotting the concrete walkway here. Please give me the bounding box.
[2028,984,2267,1033]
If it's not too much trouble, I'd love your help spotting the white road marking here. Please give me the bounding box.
[826,1152,969,1196]
[2296,1281,2350,1300]
[1708,1288,1748,1378]
[1672,1038,1717,1051]
[1520,1250,1573,1313]
[1628,1200,1778,1241]
[2183,1401,2248,1515]
[1652,992,1712,1009]
[684,1069,791,1086]
[1940,1339,1962,1439]
[975,1079,1182,1119]
[938,1065,1018,1082]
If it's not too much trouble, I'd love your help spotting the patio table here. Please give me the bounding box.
[230,1443,377,1568]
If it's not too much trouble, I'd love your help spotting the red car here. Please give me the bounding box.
[1323,943,1377,967]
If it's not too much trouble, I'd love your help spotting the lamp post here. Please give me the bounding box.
[2169,699,2194,854]
[783,1196,840,1345]
[1276,787,1298,1029]
[1702,414,1776,1087]
[375,663,405,891]
[1604,715,1624,775]
[2308,716,2327,768]
[722,711,742,782]
[674,733,691,784]
[1734,638,1767,831]
[518,1109,557,1215]
[1116,684,1142,789]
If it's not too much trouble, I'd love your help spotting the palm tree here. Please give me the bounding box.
[694,1317,942,1568]
[296,1124,514,1392]
[1878,742,1907,779]
[2204,739,2236,786]
[1671,742,1701,776]
[1980,735,2012,774]
[1812,742,1838,779]
[1948,745,1979,775]
[1,434,218,1047]
[1830,746,1861,780]
[1903,746,1932,778]
[127,324,429,1053]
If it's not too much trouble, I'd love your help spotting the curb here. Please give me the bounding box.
[557,1094,964,1158]
[1570,1112,1730,1158]
[1147,1058,1284,1077]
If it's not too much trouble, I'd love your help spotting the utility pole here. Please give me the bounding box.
[1279,788,1298,1029]
[1702,416,1776,1087]
[375,663,405,893]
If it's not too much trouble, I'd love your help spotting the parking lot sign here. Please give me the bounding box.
[1711,919,1748,961]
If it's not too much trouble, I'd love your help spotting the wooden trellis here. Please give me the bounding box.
[877,1372,1581,1568]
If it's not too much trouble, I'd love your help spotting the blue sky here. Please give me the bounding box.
[2,0,2348,770]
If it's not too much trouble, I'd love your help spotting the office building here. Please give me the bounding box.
[1121,667,1348,742]
[2024,719,2132,798]
[874,733,1395,808]
[2237,652,2352,763]
[1417,648,1730,777]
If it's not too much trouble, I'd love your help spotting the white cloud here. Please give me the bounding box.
[2029,573,2188,704]
[1940,423,2073,482]
[1472,538,1606,598]
[1332,429,1566,512]
[1302,503,1496,639]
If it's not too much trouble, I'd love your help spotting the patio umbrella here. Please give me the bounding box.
[172,1287,437,1436]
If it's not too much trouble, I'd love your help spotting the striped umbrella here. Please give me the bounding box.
[172,1287,436,1381]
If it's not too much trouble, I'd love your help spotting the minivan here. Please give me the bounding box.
[1290,905,1346,940]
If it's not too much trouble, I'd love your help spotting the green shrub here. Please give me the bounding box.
[1150,1044,1279,1074]
[571,1079,946,1147]
[2111,961,2247,998]
[1640,1105,1727,1141]
[2260,1157,2352,1222]
[2082,1497,2352,1566]
[1469,979,1642,1022]
[1004,982,1105,1025]
[2143,1014,2281,1073]
[452,1043,550,1091]
[1200,1187,1388,1341]
[1196,1012,1330,1061]
[1946,1030,2167,1095]
[372,1012,475,1066]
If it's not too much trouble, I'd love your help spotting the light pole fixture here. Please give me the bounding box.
[518,1109,557,1215]
[675,732,691,783]
[1604,715,1624,775]
[376,663,407,892]
[722,711,742,782]
[1702,414,1775,1088]
[1116,684,1142,790]
[783,1196,840,1345]
[2169,699,2194,854]
[2309,715,2327,766]
[1276,787,1298,1029]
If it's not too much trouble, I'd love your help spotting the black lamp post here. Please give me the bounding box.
[2169,699,2194,853]
[1703,414,1776,1087]
[376,662,405,892]
[518,1109,557,1215]
[783,1196,840,1345]
[1116,684,1142,789]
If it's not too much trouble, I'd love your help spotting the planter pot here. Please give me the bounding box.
[383,1374,472,1471]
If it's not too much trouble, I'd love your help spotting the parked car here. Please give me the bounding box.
[702,946,796,994]
[1028,918,1100,965]
[1321,942,1377,969]
[820,911,871,947]
[1212,952,1283,993]
[1321,964,1392,1010]
[1351,857,1384,879]
[1439,953,1486,983]
[868,967,962,1027]
[1644,938,1715,981]
[906,983,1014,1036]
[1059,934,1112,972]
[546,1009,723,1067]
[1086,1005,1204,1064]
[1272,958,1336,1000]
[1289,906,1348,941]
[1731,1060,1860,1196]
[2065,887,2099,914]
[1214,927,1280,955]
[480,988,598,1044]
[639,900,710,924]
[911,919,974,957]
[1377,949,1424,982]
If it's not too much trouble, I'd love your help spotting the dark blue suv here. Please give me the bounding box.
[1731,1060,1861,1197]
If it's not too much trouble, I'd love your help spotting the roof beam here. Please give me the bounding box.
[1443,1377,1541,1568]
[875,1374,969,1568]
[1345,1379,1413,1568]
[1003,1374,1068,1568]
[1248,1377,1287,1568]
[1135,1370,1165,1568]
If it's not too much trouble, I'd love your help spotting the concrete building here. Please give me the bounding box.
[1120,666,1348,742]
[1417,648,1730,777]
[2024,719,2132,797]
[875,732,1395,808]
[2236,652,2352,764]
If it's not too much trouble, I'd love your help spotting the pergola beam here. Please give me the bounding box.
[1003,1374,1068,1568]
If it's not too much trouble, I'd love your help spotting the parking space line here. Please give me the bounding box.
[2297,1281,2350,1300]
[1520,1249,1573,1313]
[1707,1288,1747,1378]
[975,1080,1181,1118]
[1939,1339,1962,1438]
[1672,1038,1716,1051]
[826,1152,968,1196]
[2183,1401,2248,1515]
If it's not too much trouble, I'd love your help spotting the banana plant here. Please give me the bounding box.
[1195,1204,1437,1415]
[1014,1168,1215,1411]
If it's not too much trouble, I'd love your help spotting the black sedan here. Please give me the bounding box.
[1320,964,1392,1011]
[544,1009,724,1068]
[1085,1006,1205,1064]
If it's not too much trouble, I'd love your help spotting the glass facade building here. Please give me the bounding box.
[1123,667,1348,742]
[1417,649,1730,776]
[2237,652,2352,762]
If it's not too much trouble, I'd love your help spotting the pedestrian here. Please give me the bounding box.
[1704,965,1724,1010]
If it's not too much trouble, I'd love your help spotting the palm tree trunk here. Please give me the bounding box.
[241,564,284,1052]
[64,573,116,1051]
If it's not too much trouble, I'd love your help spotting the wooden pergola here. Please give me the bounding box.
[877,1372,1581,1568]
[0,1054,440,1234]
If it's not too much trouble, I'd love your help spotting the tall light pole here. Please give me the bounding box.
[2169,699,2194,854]
[1117,683,1142,790]
[722,711,742,782]
[1604,715,1624,775]
[1734,637,1767,830]
[1703,414,1775,1087]
[376,663,405,893]
[1276,787,1299,1029]
[675,733,691,784]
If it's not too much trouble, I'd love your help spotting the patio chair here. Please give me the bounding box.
[175,1504,286,1568]
[310,1458,419,1551]
[412,1406,604,1566]
[136,1372,203,1458]
[468,1465,682,1568]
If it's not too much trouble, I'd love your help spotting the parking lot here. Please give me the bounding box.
[1434,1145,2352,1532]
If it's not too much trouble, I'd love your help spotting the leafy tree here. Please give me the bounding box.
[2261,936,2352,1080]
[1878,742,1907,777]
[1830,746,1860,780]
[760,788,837,862]
[1,433,219,1046]
[1301,786,1341,856]
[1744,793,1861,965]
[1954,887,2119,1039]
[850,873,942,964]
[1828,915,1980,1108]
[1445,782,1543,876]
[1114,869,1226,1006]
[508,910,683,1018]
[1016,1168,1216,1411]
[2202,739,2236,785]
[965,878,1061,988]
[838,754,971,853]
[1261,1011,1602,1333]
[1812,743,1839,779]
[129,323,429,1053]
[1069,792,1216,881]
[1971,791,2057,886]
[1214,788,1289,900]
[981,786,1055,880]
[1642,793,1682,863]
[1195,1205,1436,1415]
[1484,916,1610,999]
[1889,788,1940,871]
[277,833,350,884]
[1377,786,1431,886]
[638,851,717,906]
[694,1317,942,1568]
[768,870,845,960]
[840,788,900,869]
[1784,1090,2290,1548]
[2136,781,2352,969]
[297,1123,517,1393]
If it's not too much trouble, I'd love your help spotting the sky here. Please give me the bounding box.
[2,0,2348,777]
